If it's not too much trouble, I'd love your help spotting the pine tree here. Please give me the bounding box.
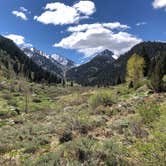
[141,47,150,76]
[62,79,66,88]
[150,52,166,92]
[70,81,74,87]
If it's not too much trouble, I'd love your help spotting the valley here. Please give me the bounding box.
[0,78,165,165]
[0,34,166,165]
[1,0,166,165]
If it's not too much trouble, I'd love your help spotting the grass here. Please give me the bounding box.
[0,78,165,165]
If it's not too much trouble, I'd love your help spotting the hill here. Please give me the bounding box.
[0,35,61,83]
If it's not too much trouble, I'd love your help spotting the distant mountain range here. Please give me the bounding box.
[66,41,166,86]
[1,34,166,87]
[21,47,75,78]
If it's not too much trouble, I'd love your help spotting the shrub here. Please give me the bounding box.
[137,101,160,124]
[24,146,37,154]
[32,98,42,103]
[7,99,18,107]
[59,138,96,163]
[102,139,130,165]
[89,91,116,109]
[59,130,73,143]
[134,79,150,90]
[0,144,12,154]
[2,94,12,100]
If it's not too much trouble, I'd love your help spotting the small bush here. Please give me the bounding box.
[2,94,12,100]
[102,139,130,165]
[7,100,18,107]
[59,130,73,143]
[0,145,12,154]
[60,138,96,163]
[24,146,37,154]
[134,79,150,90]
[89,91,116,109]
[137,101,160,124]
[32,98,42,103]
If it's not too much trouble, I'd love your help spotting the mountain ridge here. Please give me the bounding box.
[66,49,115,85]
[66,41,166,86]
[21,47,75,78]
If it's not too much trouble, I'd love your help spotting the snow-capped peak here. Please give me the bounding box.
[50,54,69,66]
[21,46,75,69]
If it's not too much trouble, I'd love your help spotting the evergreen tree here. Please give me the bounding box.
[141,47,150,76]
[150,52,166,92]
[62,79,66,87]
[70,81,74,87]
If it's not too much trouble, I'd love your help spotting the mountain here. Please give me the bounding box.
[66,42,166,86]
[21,47,75,78]
[66,49,115,85]
[0,35,61,83]
[50,54,75,69]
[21,47,64,77]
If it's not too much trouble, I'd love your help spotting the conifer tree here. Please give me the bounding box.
[141,47,150,76]
[150,52,166,92]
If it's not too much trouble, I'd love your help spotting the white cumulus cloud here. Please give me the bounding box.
[34,1,96,25]
[12,11,27,20]
[68,22,130,32]
[73,1,95,15]
[54,22,142,57]
[4,34,32,47]
[152,0,166,9]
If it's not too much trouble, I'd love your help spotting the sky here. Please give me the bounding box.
[0,0,166,64]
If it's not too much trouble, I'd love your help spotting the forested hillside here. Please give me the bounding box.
[0,35,61,84]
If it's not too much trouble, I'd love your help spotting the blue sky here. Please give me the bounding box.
[0,0,166,64]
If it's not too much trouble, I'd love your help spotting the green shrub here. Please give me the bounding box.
[59,138,96,163]
[137,101,160,124]
[0,144,12,154]
[89,91,116,109]
[2,94,12,100]
[102,139,130,165]
[134,79,150,90]
[24,146,37,154]
[32,98,42,103]
[7,99,18,107]
[59,130,73,143]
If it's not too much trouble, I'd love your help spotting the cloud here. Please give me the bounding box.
[12,11,27,20]
[152,0,166,9]
[73,1,95,15]
[4,34,32,47]
[54,22,142,57]
[68,22,130,32]
[12,6,31,20]
[34,1,96,25]
[20,6,28,12]
[136,22,147,26]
